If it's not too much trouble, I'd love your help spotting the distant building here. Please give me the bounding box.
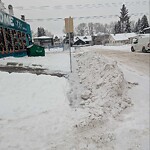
[74,36,92,46]
[109,33,138,45]
[53,35,65,47]
[92,32,109,45]
[33,36,54,48]
[63,33,74,46]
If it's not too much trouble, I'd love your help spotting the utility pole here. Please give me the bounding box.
[68,22,72,73]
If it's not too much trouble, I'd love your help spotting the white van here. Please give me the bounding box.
[131,34,150,53]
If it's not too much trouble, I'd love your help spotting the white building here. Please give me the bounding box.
[33,36,54,48]
[53,34,66,47]
[109,33,138,45]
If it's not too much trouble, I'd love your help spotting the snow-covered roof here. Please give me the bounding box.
[125,33,138,38]
[143,27,150,30]
[94,32,108,36]
[110,33,137,41]
[54,34,66,38]
[54,34,66,40]
[74,36,92,42]
[110,34,128,41]
[33,36,53,40]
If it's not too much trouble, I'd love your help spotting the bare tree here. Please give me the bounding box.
[108,21,117,33]
[93,23,107,34]
[45,30,53,37]
[75,23,88,36]
[37,27,46,37]
[88,22,94,36]
[93,23,101,34]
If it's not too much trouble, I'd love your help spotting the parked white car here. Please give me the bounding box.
[131,34,150,53]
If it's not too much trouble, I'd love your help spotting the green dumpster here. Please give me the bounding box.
[27,44,45,57]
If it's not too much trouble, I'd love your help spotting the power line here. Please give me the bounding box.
[13,0,148,11]
[26,12,149,22]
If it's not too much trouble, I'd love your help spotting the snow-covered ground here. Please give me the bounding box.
[0,46,149,149]
[0,72,70,120]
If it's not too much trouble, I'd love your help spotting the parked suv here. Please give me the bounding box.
[131,34,150,53]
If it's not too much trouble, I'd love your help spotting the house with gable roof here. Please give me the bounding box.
[108,33,138,45]
[74,36,92,46]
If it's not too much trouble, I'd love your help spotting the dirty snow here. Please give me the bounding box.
[68,49,149,149]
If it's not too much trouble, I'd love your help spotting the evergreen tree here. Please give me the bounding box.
[37,27,46,37]
[140,15,149,31]
[114,24,118,34]
[125,18,131,33]
[119,4,130,33]
[134,19,141,33]
[114,21,121,34]
[130,21,135,32]
[134,22,138,32]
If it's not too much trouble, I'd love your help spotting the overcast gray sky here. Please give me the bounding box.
[3,0,150,34]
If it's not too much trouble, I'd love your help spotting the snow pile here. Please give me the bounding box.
[69,51,132,129]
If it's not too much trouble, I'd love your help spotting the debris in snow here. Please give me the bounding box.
[80,101,85,105]
[81,90,91,100]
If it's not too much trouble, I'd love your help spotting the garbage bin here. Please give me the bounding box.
[27,44,45,57]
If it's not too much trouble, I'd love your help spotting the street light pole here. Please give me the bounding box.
[68,17,72,73]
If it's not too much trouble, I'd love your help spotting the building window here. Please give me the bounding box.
[0,27,6,52]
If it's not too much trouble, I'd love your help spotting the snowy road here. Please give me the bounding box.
[95,50,150,76]
[0,48,149,149]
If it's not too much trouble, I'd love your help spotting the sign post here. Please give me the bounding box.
[65,17,74,73]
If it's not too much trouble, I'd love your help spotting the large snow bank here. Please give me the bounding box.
[68,51,132,130]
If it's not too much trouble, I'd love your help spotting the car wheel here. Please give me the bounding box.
[131,46,135,52]
[142,47,147,53]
